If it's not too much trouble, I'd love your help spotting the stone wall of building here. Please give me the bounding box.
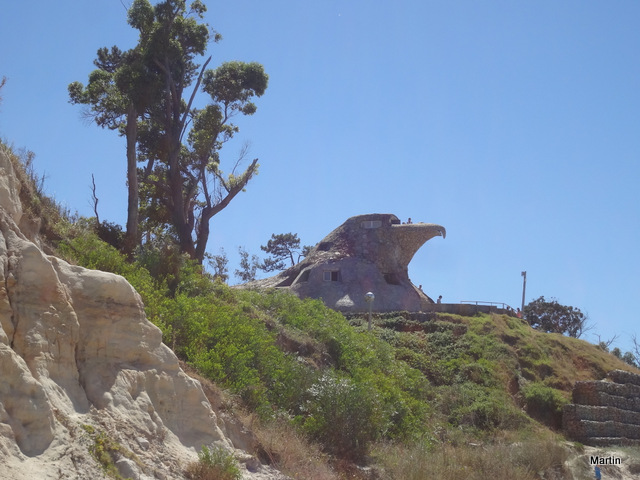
[246,214,447,312]
[563,370,640,446]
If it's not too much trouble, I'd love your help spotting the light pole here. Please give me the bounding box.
[521,271,527,314]
[364,292,375,331]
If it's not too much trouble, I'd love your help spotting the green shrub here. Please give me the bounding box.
[96,220,124,250]
[82,425,140,479]
[57,224,134,276]
[185,445,241,480]
[439,383,527,431]
[300,371,385,459]
[135,238,214,297]
[521,382,568,429]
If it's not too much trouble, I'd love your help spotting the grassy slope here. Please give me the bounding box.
[442,312,635,390]
[486,313,634,387]
[357,312,638,431]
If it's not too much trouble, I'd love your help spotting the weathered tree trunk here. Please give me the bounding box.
[193,159,259,264]
[123,104,139,255]
[167,143,196,257]
[157,61,197,259]
[194,206,211,264]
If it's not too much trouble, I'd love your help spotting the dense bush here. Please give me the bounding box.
[436,383,526,431]
[521,382,568,429]
[524,296,588,338]
[185,445,241,480]
[95,220,124,250]
[299,371,385,458]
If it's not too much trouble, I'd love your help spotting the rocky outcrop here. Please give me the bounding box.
[563,370,640,446]
[0,149,284,478]
[248,213,445,312]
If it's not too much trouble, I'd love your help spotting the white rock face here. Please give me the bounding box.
[0,148,22,226]
[0,149,285,479]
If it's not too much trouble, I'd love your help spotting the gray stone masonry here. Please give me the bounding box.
[608,369,640,387]
[245,214,446,312]
[564,369,640,446]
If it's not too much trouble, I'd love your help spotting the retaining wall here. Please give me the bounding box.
[563,370,640,446]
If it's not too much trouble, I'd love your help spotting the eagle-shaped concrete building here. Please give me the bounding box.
[248,213,446,312]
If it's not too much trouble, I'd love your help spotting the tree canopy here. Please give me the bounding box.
[235,246,259,282]
[260,233,311,272]
[69,0,268,263]
[69,45,156,253]
[524,296,589,338]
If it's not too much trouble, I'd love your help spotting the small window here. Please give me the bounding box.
[323,270,339,281]
[361,220,382,229]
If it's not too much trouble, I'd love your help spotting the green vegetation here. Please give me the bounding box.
[185,445,242,480]
[6,140,640,477]
[81,424,142,479]
[521,382,568,429]
[259,232,312,272]
[524,295,588,338]
[58,222,433,458]
[49,218,636,469]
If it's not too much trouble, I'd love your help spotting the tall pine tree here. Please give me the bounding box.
[70,0,268,262]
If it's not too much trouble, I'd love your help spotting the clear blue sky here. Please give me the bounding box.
[1,1,639,352]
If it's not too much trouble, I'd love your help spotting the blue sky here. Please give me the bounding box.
[1,1,639,352]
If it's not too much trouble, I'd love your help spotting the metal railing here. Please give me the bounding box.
[460,300,511,310]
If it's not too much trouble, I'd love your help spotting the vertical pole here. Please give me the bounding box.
[521,271,527,314]
[364,292,375,331]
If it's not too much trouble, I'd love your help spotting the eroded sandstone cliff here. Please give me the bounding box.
[0,148,283,479]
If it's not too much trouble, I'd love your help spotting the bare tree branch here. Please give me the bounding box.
[90,174,100,226]
[631,334,640,363]
[180,56,212,142]
[595,333,619,351]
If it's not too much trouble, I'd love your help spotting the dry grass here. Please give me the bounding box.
[249,416,338,480]
[181,361,338,479]
[181,361,237,413]
[375,435,572,480]
[487,313,640,392]
[1,141,74,249]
